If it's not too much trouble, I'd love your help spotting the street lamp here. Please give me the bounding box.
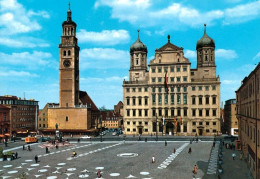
[162,116,165,136]
[100,115,103,142]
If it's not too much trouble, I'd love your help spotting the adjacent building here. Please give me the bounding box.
[236,63,260,179]
[44,5,99,135]
[0,105,11,139]
[123,25,221,136]
[224,99,238,135]
[0,95,39,137]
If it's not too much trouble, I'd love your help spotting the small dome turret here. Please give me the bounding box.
[62,2,77,27]
[130,30,147,53]
[196,24,215,50]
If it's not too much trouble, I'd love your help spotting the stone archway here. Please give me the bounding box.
[166,122,174,135]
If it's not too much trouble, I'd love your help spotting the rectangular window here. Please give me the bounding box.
[183,76,187,82]
[139,110,142,116]
[126,88,130,92]
[66,116,69,121]
[177,94,181,104]
[177,87,181,92]
[165,109,168,116]
[199,97,202,105]
[192,86,196,91]
[133,98,136,105]
[152,78,156,82]
[213,122,216,125]
[138,88,142,92]
[158,94,162,104]
[145,98,148,105]
[152,87,155,93]
[145,110,148,116]
[152,68,156,73]
[177,67,180,72]
[206,122,209,125]
[206,96,209,104]
[183,67,187,72]
[183,94,187,104]
[192,122,196,126]
[158,87,162,93]
[212,96,216,104]
[127,110,130,116]
[152,94,156,105]
[206,109,210,116]
[206,129,210,133]
[192,97,196,105]
[158,77,162,82]
[39,124,41,127]
[43,124,45,128]
[205,86,209,91]
[177,77,180,82]
[138,98,142,105]
[199,86,202,91]
[183,87,187,92]
[145,122,148,125]
[127,128,130,131]
[127,98,130,105]
[184,109,187,116]
[132,88,136,92]
[171,87,174,92]
[192,109,196,117]
[212,86,216,90]
[171,94,174,104]
[165,94,168,104]
[158,68,162,73]
[159,109,162,116]
[145,129,148,132]
[212,109,216,116]
[133,109,136,116]
[177,109,181,116]
[171,77,174,82]
[152,109,156,116]
[144,87,148,92]
[164,68,168,72]
[199,122,203,125]
[171,109,174,116]
[170,67,174,72]
[199,109,203,117]
[133,128,136,132]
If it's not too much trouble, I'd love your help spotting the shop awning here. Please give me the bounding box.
[4,133,10,136]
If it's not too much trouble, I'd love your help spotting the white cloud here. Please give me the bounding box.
[0,0,49,35]
[80,48,129,69]
[222,80,240,85]
[224,2,260,24]
[184,50,196,59]
[215,49,238,59]
[77,29,130,45]
[95,0,260,29]
[253,52,260,60]
[0,70,38,77]
[0,51,57,69]
[0,37,49,48]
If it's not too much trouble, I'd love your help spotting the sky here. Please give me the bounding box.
[0,0,260,109]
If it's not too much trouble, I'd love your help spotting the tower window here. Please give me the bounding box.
[68,50,71,56]
[63,51,66,56]
[136,59,139,65]
[71,28,73,35]
[66,116,69,121]
[205,55,208,61]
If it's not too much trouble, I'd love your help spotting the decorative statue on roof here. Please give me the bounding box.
[55,123,58,130]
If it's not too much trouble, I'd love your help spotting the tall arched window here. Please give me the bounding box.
[68,50,71,56]
[71,28,73,35]
[63,50,66,56]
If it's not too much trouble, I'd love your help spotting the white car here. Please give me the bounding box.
[80,135,90,139]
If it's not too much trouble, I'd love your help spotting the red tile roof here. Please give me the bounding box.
[79,91,99,111]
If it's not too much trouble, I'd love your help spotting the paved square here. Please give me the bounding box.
[0,141,216,179]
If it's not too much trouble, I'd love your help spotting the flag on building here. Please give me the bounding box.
[164,72,169,93]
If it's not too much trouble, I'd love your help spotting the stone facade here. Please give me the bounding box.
[224,99,238,135]
[0,105,11,139]
[123,26,220,136]
[236,63,260,179]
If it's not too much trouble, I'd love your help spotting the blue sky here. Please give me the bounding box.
[0,0,260,109]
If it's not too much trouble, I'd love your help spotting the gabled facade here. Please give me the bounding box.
[123,25,220,136]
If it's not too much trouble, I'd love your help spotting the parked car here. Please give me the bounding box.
[112,132,117,136]
[80,135,90,139]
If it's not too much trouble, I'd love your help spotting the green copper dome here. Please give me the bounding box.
[196,24,215,50]
[130,30,147,53]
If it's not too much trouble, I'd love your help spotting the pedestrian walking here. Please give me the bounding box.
[188,147,192,154]
[232,153,236,160]
[35,155,38,163]
[78,138,80,143]
[165,140,167,146]
[56,145,58,149]
[152,156,155,163]
[15,152,18,159]
[27,145,31,151]
[193,165,198,174]
[213,142,215,147]
[173,148,176,154]
[46,147,48,154]
[97,169,102,178]
[23,145,25,150]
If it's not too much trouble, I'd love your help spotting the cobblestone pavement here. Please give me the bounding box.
[0,140,252,179]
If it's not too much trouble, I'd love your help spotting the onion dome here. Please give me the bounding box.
[62,2,77,27]
[196,24,215,50]
[130,30,147,53]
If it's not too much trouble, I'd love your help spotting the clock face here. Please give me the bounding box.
[63,60,71,67]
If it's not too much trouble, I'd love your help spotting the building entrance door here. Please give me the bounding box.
[166,122,174,135]
[138,128,142,135]
[199,129,203,136]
